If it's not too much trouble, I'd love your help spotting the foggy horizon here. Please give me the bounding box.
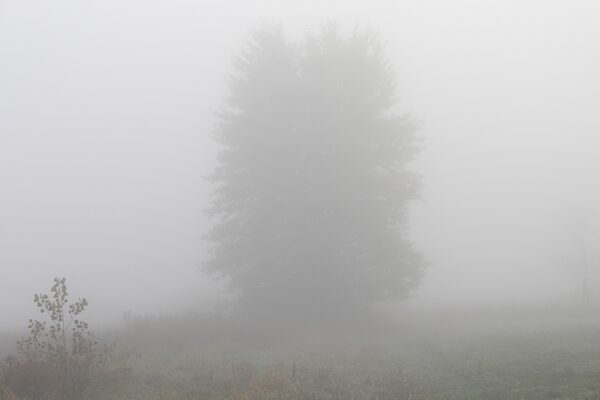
[2,0,600,331]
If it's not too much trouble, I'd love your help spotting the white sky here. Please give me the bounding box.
[1,0,600,329]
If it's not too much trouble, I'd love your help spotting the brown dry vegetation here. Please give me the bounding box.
[3,303,600,399]
[4,308,600,400]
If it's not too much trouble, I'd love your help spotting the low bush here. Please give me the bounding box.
[0,278,125,400]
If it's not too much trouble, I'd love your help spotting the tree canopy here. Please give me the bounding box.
[205,24,424,325]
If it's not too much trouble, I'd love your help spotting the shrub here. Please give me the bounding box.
[1,278,113,400]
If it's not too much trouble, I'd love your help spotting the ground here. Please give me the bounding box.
[2,307,600,399]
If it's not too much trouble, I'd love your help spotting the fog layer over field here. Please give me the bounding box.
[1,0,600,330]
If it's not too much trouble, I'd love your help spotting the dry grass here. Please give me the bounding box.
[4,309,600,399]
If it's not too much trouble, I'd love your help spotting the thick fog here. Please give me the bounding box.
[1,0,600,330]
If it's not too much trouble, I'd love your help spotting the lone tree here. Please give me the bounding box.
[1,278,111,400]
[206,24,424,325]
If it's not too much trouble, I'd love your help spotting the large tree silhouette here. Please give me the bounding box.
[206,24,424,324]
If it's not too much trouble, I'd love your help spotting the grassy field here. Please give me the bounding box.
[2,307,600,399]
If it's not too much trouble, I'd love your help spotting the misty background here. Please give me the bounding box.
[1,0,599,330]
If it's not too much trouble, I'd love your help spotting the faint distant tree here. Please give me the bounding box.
[205,23,424,325]
[567,211,593,307]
